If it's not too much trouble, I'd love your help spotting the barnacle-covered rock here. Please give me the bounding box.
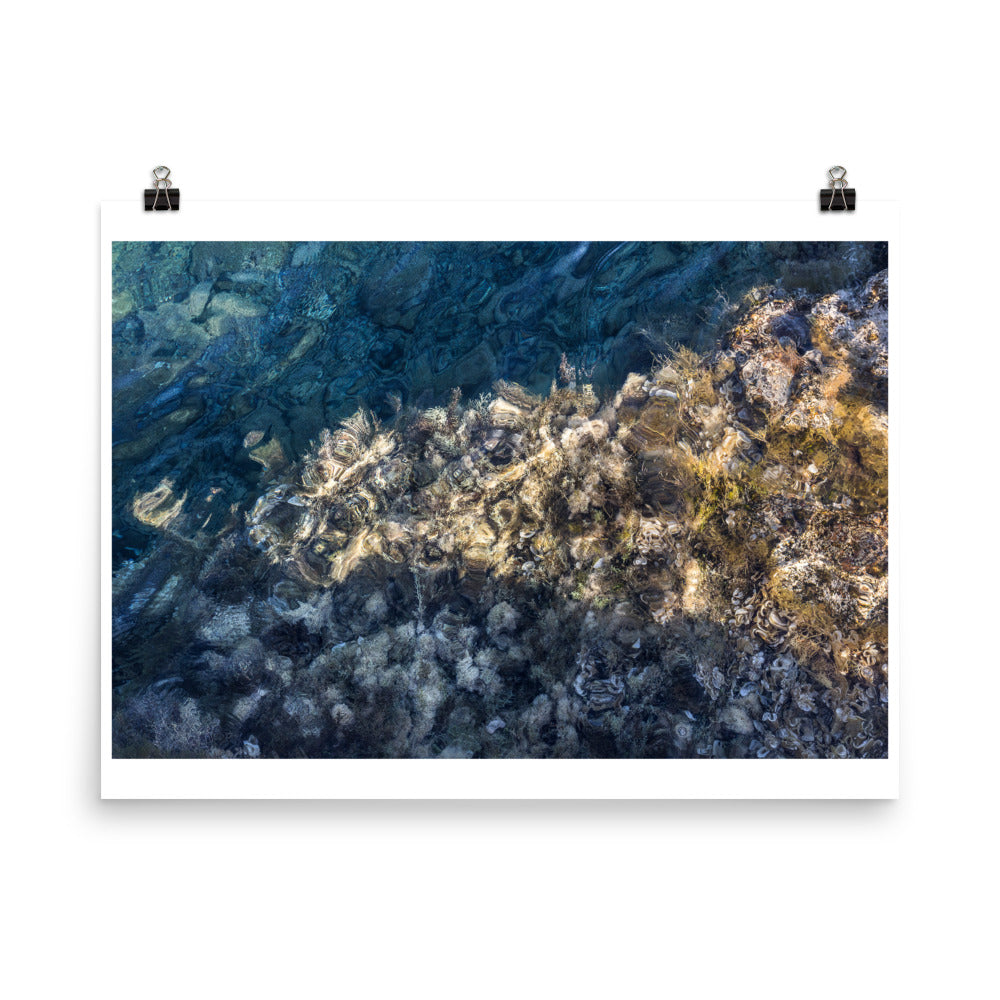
[237,265,886,755]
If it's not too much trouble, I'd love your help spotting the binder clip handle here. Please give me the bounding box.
[828,165,848,208]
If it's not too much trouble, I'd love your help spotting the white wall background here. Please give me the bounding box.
[2,2,994,997]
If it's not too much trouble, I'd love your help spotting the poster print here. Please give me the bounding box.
[110,239,888,763]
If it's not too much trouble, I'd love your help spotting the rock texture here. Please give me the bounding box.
[111,242,888,759]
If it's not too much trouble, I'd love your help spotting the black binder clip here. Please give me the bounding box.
[819,165,855,211]
[144,166,180,211]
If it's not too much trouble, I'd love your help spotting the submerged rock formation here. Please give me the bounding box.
[111,243,888,759]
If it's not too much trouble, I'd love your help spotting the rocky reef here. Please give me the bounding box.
[111,242,888,759]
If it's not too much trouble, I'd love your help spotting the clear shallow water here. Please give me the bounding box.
[111,241,888,759]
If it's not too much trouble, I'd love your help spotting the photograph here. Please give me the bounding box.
[10,3,993,994]
[111,239,889,761]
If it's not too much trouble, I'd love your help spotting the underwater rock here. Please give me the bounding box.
[199,604,252,646]
[112,289,136,322]
[186,281,215,319]
[248,436,288,475]
[112,245,888,759]
[114,392,207,464]
[740,349,797,410]
[131,478,187,530]
[359,246,435,329]
[291,242,326,268]
[439,342,496,392]
[811,270,888,385]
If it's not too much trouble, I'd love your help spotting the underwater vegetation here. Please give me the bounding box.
[111,242,888,759]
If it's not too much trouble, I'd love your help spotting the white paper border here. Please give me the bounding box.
[102,200,899,798]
